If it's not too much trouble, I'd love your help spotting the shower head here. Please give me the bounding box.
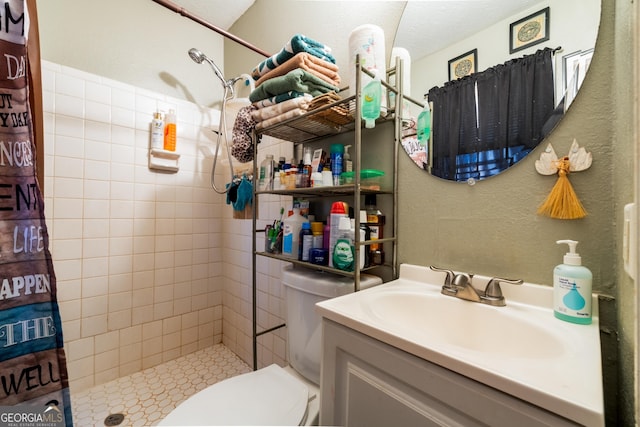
[188,48,226,86]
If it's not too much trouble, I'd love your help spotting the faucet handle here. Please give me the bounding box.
[429,265,455,287]
[484,277,524,301]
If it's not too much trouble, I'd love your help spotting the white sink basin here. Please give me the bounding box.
[316,263,604,427]
[362,287,565,358]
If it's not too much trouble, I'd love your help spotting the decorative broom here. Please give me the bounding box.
[535,140,592,219]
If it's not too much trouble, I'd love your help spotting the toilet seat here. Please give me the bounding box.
[158,364,309,426]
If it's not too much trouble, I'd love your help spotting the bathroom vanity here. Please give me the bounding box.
[316,264,605,427]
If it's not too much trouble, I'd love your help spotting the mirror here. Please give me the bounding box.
[393,0,601,181]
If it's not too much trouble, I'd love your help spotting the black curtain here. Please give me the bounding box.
[427,48,555,181]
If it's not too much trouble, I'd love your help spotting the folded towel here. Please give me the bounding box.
[251,34,336,80]
[255,52,341,88]
[253,91,308,109]
[255,108,307,130]
[249,68,339,103]
[251,94,313,122]
[307,91,342,110]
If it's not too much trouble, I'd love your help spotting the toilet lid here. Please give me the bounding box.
[158,364,309,426]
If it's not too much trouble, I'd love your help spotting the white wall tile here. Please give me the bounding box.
[45,63,231,392]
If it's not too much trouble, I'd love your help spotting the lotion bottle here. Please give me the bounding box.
[553,240,593,324]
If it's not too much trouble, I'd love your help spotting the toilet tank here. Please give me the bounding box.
[282,265,382,385]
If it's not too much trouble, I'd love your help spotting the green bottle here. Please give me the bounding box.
[332,217,354,271]
[417,103,431,146]
[361,70,381,129]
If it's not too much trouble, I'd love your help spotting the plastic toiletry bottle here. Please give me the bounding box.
[311,222,324,249]
[351,218,367,271]
[259,154,275,191]
[298,222,313,261]
[328,201,348,268]
[359,210,371,268]
[151,111,164,149]
[282,208,306,259]
[361,69,381,129]
[417,103,431,146]
[343,145,353,172]
[330,144,344,186]
[333,217,355,272]
[301,147,313,188]
[323,222,330,250]
[553,240,593,324]
[163,109,177,151]
[365,194,385,265]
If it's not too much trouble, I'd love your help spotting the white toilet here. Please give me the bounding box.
[159,265,382,426]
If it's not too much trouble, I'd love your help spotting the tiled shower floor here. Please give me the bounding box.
[71,344,251,426]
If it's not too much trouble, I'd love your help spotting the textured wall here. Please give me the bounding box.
[398,2,631,424]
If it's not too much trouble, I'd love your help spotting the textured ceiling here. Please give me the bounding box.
[169,0,256,30]
[169,0,544,64]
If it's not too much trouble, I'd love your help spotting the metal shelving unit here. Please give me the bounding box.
[250,58,405,369]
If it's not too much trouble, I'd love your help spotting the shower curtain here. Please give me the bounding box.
[0,1,73,426]
[428,48,555,181]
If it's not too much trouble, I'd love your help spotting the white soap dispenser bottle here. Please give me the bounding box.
[553,240,593,324]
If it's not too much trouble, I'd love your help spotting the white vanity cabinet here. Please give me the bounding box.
[320,319,582,427]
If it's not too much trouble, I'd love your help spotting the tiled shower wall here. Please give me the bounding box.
[41,61,293,393]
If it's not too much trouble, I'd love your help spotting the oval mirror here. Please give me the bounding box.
[393,0,601,182]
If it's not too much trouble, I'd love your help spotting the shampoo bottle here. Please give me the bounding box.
[151,111,164,149]
[553,240,593,324]
[163,109,177,151]
[361,70,381,129]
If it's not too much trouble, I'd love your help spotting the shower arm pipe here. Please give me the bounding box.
[152,0,271,58]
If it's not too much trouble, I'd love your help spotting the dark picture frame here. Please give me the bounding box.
[448,49,477,81]
[509,7,550,54]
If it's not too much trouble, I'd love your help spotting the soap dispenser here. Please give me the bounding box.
[553,240,593,324]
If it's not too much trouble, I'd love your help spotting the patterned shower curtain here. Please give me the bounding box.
[0,1,73,426]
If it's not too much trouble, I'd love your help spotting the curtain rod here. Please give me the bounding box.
[151,0,271,58]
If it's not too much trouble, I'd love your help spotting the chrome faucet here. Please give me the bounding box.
[430,266,523,306]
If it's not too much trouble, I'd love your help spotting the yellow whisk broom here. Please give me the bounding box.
[535,140,592,219]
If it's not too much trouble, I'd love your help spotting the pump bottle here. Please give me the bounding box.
[553,240,593,324]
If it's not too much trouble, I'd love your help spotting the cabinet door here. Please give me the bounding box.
[320,319,580,427]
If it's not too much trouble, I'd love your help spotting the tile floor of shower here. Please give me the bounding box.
[71,344,251,426]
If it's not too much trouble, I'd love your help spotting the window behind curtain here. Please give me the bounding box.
[427,48,556,181]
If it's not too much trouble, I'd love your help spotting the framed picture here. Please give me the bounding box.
[448,49,477,81]
[509,7,550,54]
[562,48,594,109]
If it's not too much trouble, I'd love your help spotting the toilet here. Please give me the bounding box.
[159,265,382,426]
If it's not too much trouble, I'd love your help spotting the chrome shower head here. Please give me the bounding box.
[188,48,226,86]
[188,47,205,64]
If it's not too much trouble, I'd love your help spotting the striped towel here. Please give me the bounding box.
[251,34,335,80]
[255,52,341,88]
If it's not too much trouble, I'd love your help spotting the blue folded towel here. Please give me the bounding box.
[251,34,335,80]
